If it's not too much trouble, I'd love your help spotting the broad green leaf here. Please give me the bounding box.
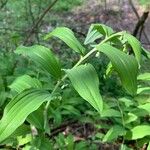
[11,124,30,138]
[94,24,114,36]
[9,75,42,93]
[15,45,61,79]
[132,108,149,117]
[96,43,138,95]
[124,113,138,124]
[124,33,142,64]
[31,136,53,150]
[45,27,85,55]
[1,124,31,145]
[101,109,121,117]
[137,86,150,94]
[103,125,126,142]
[137,73,150,81]
[84,24,114,45]
[126,125,150,140]
[134,94,150,104]
[0,89,51,143]
[118,97,134,107]
[17,134,32,146]
[66,64,103,114]
[138,103,150,113]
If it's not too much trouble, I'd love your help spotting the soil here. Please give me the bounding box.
[63,0,150,49]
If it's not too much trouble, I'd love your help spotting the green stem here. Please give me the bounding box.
[43,31,123,132]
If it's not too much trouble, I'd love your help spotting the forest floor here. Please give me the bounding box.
[56,0,150,49]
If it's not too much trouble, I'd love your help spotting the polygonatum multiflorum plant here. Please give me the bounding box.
[0,24,150,148]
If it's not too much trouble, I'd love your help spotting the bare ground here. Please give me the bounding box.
[63,0,150,49]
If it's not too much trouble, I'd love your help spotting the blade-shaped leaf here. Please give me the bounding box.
[103,125,126,142]
[0,89,51,143]
[96,43,138,96]
[84,24,114,45]
[9,75,42,93]
[15,45,61,79]
[124,33,142,64]
[66,64,103,114]
[45,27,85,55]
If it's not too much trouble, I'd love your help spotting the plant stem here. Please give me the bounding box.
[43,31,123,132]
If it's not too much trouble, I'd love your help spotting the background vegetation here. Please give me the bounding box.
[0,0,150,149]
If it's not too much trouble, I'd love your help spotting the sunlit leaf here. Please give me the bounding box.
[45,27,85,54]
[124,113,138,124]
[137,73,150,81]
[124,33,142,64]
[9,75,42,93]
[126,125,150,140]
[138,103,150,113]
[16,45,61,79]
[0,89,51,143]
[84,24,114,45]
[103,125,126,142]
[101,108,121,117]
[137,86,150,94]
[66,64,103,114]
[96,43,138,95]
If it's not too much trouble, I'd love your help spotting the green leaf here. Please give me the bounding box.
[124,113,138,124]
[31,136,53,150]
[0,91,7,107]
[138,103,150,113]
[124,33,142,64]
[126,125,150,140]
[66,64,103,114]
[137,73,150,81]
[137,86,150,94]
[17,134,32,146]
[84,24,114,45]
[27,107,44,130]
[9,75,42,93]
[120,144,132,150]
[96,43,138,95]
[15,45,61,79]
[0,89,51,143]
[45,27,85,55]
[148,142,150,150]
[103,125,126,142]
[101,108,121,117]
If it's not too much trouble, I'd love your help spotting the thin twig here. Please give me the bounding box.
[24,0,58,44]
